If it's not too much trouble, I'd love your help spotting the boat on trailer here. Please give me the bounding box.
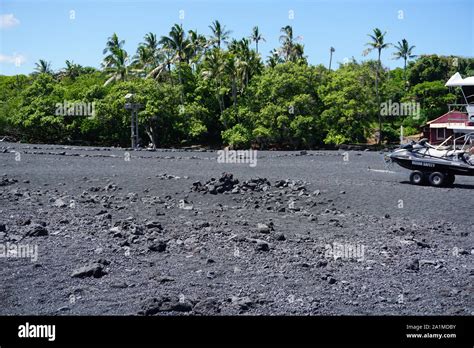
[388,133,474,186]
[387,73,474,186]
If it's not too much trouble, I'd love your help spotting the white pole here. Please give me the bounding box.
[400,125,404,144]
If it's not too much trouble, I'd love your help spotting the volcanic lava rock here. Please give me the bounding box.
[25,224,48,237]
[240,177,271,192]
[193,297,221,315]
[140,296,193,315]
[275,180,286,188]
[257,223,270,234]
[192,173,239,194]
[407,259,420,271]
[157,276,175,284]
[194,221,210,229]
[456,248,469,255]
[104,183,118,191]
[52,198,67,208]
[71,262,107,278]
[0,223,6,232]
[275,233,286,241]
[206,271,216,279]
[256,240,270,252]
[130,224,145,236]
[110,282,128,289]
[416,240,430,248]
[0,177,17,186]
[145,221,163,230]
[149,241,167,252]
[16,218,31,226]
[308,214,318,222]
[231,296,254,311]
[316,260,328,268]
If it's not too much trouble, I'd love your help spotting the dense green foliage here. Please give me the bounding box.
[1,23,473,148]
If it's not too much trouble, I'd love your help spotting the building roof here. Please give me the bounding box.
[427,110,474,131]
[427,110,467,125]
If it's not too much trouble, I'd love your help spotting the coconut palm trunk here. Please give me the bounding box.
[364,28,390,145]
[376,49,381,144]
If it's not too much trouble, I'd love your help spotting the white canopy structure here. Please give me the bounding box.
[445,73,474,121]
[445,72,474,87]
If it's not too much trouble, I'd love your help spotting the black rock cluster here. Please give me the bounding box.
[192,172,239,194]
[0,177,17,187]
[192,173,271,194]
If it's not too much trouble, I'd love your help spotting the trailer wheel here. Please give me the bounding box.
[409,171,425,185]
[428,172,445,187]
[445,173,455,186]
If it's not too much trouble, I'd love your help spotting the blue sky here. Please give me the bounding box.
[0,0,473,75]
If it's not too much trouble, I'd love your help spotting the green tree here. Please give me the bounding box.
[187,29,208,62]
[33,59,53,75]
[363,28,390,143]
[201,48,227,119]
[267,49,283,68]
[393,39,416,85]
[103,46,129,86]
[278,25,305,63]
[159,24,190,96]
[13,74,65,142]
[406,80,456,121]
[250,26,265,53]
[319,61,377,144]
[59,60,82,80]
[209,20,231,48]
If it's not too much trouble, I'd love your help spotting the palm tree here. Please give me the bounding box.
[279,25,294,61]
[61,60,82,80]
[102,34,129,86]
[279,25,302,62]
[143,32,159,55]
[267,49,283,68]
[293,43,305,61]
[202,49,226,119]
[160,24,188,61]
[103,48,129,86]
[328,47,335,71]
[187,29,208,62]
[393,39,416,84]
[34,59,53,74]
[228,37,262,92]
[103,33,124,56]
[250,26,265,53]
[363,28,390,144]
[134,33,163,73]
[131,45,155,73]
[159,24,189,86]
[225,54,239,114]
[209,20,231,48]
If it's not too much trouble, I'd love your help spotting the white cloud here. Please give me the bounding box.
[0,14,20,29]
[0,53,27,67]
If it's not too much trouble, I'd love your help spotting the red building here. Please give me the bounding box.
[422,110,474,145]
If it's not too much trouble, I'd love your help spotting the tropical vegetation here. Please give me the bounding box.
[1,22,473,148]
